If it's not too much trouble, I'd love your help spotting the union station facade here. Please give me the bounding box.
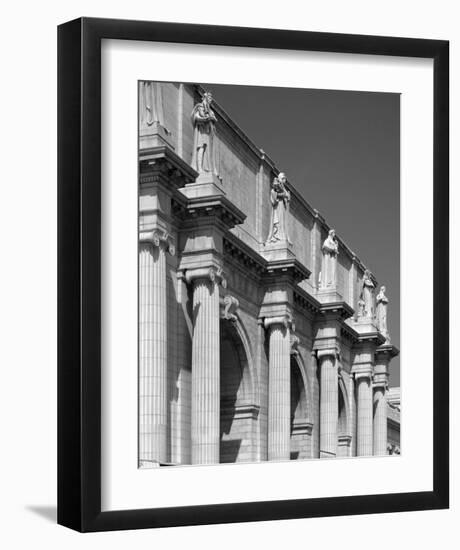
[138,81,400,467]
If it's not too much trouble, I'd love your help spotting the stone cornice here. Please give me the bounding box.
[376,343,400,359]
[316,301,354,321]
[340,321,360,344]
[262,257,311,286]
[179,195,246,231]
[356,330,386,346]
[293,287,321,315]
[223,234,267,276]
[139,145,198,187]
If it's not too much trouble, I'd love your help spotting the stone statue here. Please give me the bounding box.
[191,91,218,175]
[320,229,339,288]
[376,285,390,342]
[361,269,375,318]
[141,81,165,127]
[266,172,291,244]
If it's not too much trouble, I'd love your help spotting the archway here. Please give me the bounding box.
[219,320,256,463]
[290,356,310,460]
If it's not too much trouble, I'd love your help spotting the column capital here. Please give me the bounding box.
[316,346,340,362]
[352,364,373,380]
[373,379,389,391]
[373,362,389,389]
[139,229,175,255]
[184,265,227,287]
[263,311,294,331]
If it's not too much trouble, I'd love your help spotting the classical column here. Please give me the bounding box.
[138,230,174,465]
[318,348,339,458]
[373,385,387,455]
[187,267,222,465]
[265,316,292,461]
[373,348,392,455]
[356,369,373,456]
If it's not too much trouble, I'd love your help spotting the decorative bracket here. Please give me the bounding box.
[222,295,239,322]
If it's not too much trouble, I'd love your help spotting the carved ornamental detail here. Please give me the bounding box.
[222,295,239,322]
[139,229,175,255]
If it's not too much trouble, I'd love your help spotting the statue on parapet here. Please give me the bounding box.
[319,229,339,289]
[359,269,375,319]
[376,285,390,342]
[191,91,218,175]
[266,172,291,245]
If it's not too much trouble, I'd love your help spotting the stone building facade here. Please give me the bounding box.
[138,81,400,467]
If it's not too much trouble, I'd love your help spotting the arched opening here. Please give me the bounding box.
[290,356,310,460]
[220,320,256,463]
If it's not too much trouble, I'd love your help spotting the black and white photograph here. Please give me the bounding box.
[138,81,401,468]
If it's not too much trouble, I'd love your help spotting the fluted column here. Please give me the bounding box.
[373,385,387,455]
[139,230,174,465]
[187,267,222,465]
[356,370,373,456]
[264,316,291,461]
[318,349,338,458]
[373,349,391,455]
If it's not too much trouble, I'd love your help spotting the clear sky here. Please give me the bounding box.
[205,83,401,386]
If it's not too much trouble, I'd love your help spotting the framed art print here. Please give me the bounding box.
[57,18,449,531]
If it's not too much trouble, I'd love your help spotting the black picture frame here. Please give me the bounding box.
[57,17,449,532]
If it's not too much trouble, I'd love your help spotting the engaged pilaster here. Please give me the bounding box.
[318,348,339,458]
[264,315,293,461]
[186,266,225,465]
[139,230,174,466]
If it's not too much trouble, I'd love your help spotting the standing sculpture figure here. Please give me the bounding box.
[266,172,291,244]
[376,285,390,341]
[142,81,165,127]
[361,269,375,318]
[320,229,339,288]
[191,91,218,175]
